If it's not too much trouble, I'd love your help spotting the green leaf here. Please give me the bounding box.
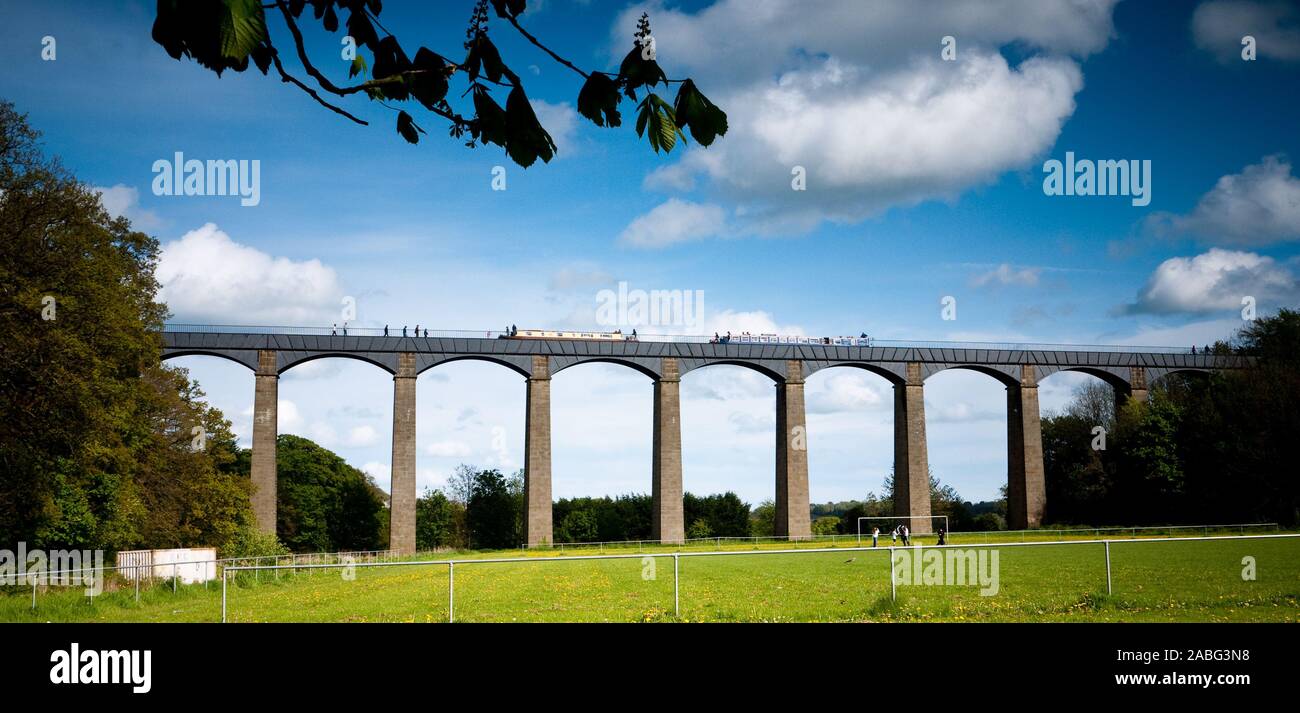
[396,110,424,144]
[504,85,556,167]
[408,48,448,110]
[576,73,622,128]
[371,35,412,101]
[618,45,667,99]
[672,79,728,147]
[345,7,379,51]
[152,0,269,76]
[348,53,368,80]
[464,35,507,85]
[635,93,685,154]
[472,87,508,147]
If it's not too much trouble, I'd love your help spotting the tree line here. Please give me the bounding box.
[1041,311,1300,527]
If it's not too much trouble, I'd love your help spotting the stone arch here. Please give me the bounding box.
[1040,366,1131,391]
[549,356,660,381]
[926,363,1020,387]
[678,359,785,383]
[278,351,397,376]
[160,350,258,372]
[416,354,532,379]
[802,361,906,385]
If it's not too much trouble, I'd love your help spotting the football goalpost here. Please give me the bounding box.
[856,515,949,545]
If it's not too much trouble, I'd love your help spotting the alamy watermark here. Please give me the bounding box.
[1,543,105,596]
[892,545,1000,596]
[596,281,704,330]
[1043,151,1151,207]
[151,151,261,206]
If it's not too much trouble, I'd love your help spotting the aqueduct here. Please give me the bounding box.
[161,326,1244,551]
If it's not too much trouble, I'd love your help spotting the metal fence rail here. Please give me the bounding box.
[220,532,1300,623]
[162,323,1200,354]
[522,522,1282,551]
[8,547,405,609]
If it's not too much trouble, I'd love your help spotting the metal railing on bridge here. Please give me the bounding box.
[162,324,1200,354]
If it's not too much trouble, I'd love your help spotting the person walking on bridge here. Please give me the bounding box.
[384,325,389,337]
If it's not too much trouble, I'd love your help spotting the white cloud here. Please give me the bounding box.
[643,52,1082,233]
[1149,156,1300,246]
[728,411,773,434]
[427,440,474,458]
[971,263,1042,288]
[618,199,727,248]
[241,399,302,431]
[808,372,886,414]
[617,0,1104,233]
[345,425,380,448]
[548,264,614,291]
[1192,0,1300,62]
[93,184,162,231]
[612,0,1117,88]
[281,359,343,381]
[361,462,391,489]
[530,99,580,156]
[926,401,1002,423]
[157,223,345,324]
[1113,318,1245,349]
[1121,248,1299,315]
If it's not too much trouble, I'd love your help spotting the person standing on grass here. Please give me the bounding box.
[937,528,947,546]
[872,527,880,548]
[891,525,900,545]
[901,524,910,546]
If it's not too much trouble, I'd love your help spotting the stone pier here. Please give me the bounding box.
[389,352,417,555]
[1115,366,1149,416]
[1007,365,1046,530]
[894,362,932,534]
[775,360,811,539]
[524,355,553,546]
[251,349,279,535]
[652,358,685,544]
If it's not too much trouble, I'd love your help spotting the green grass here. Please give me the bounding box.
[3,534,1296,623]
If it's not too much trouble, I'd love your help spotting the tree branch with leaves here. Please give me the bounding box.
[151,0,728,167]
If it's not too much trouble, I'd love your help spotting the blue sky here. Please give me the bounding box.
[4,0,1299,504]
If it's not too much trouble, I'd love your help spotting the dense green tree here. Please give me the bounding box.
[0,101,255,552]
[811,516,840,536]
[1040,310,1300,527]
[415,488,463,550]
[750,500,775,538]
[268,434,386,552]
[130,366,253,549]
[467,468,518,549]
[1040,412,1111,524]
[557,509,598,543]
[684,492,751,538]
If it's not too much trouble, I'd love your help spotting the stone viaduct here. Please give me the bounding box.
[160,327,1242,552]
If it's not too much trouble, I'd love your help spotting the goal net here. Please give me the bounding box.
[856,515,949,542]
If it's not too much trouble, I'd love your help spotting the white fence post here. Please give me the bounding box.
[673,554,680,617]
[448,562,455,623]
[1104,540,1112,595]
[889,547,896,602]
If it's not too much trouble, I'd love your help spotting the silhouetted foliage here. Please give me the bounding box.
[150,1,727,163]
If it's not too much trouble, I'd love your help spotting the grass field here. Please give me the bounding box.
[2,534,1297,623]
